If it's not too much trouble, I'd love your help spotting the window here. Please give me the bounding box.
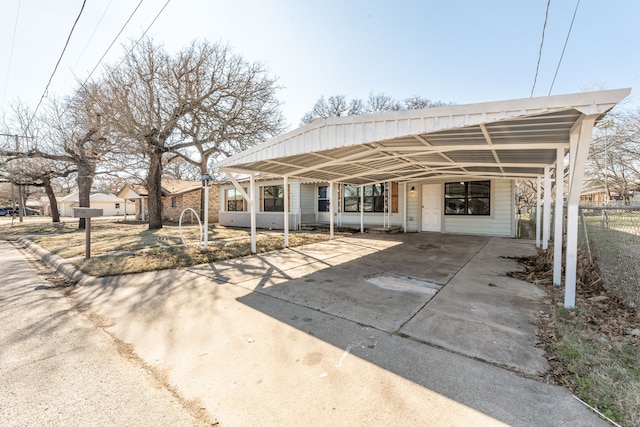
[343,183,386,212]
[444,181,490,215]
[115,203,120,209]
[263,185,284,212]
[318,186,329,212]
[171,197,177,208]
[227,188,245,211]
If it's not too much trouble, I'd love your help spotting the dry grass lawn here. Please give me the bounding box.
[0,220,334,277]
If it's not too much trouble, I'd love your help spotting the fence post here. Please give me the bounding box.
[579,208,592,263]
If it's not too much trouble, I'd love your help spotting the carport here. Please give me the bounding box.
[213,89,630,308]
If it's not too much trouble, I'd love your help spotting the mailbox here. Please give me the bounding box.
[73,208,103,218]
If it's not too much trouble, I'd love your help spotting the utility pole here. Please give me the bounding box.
[15,135,24,223]
[1,133,33,223]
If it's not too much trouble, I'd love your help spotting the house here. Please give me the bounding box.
[57,192,136,217]
[213,89,631,308]
[117,178,220,223]
[580,184,640,206]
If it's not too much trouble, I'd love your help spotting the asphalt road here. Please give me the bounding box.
[0,239,213,426]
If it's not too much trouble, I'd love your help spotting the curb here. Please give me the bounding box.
[18,237,88,284]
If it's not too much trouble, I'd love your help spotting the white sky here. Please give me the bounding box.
[1,0,638,130]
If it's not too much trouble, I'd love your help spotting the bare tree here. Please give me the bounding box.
[96,38,284,229]
[300,95,364,125]
[586,109,640,204]
[301,93,452,125]
[367,93,401,113]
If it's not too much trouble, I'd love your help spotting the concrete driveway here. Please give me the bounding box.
[43,232,604,426]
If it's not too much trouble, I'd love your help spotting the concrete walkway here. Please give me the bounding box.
[5,234,607,426]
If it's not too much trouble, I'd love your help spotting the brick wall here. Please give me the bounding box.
[133,185,220,223]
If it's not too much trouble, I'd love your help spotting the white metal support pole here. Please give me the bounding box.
[565,116,596,308]
[329,182,335,239]
[283,176,289,248]
[360,185,364,233]
[250,173,257,254]
[141,198,145,221]
[553,147,565,286]
[536,177,542,248]
[542,167,551,250]
[403,183,407,233]
[203,182,209,250]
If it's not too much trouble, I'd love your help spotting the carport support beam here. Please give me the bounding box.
[542,167,551,249]
[284,176,289,247]
[360,185,364,233]
[250,173,257,254]
[329,182,334,239]
[553,147,565,286]
[403,183,407,233]
[564,116,596,308]
[536,176,542,248]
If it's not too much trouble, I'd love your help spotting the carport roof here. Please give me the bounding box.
[214,89,630,185]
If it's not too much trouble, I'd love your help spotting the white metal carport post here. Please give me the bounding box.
[360,185,364,233]
[250,173,257,253]
[283,176,289,247]
[564,116,596,308]
[542,167,551,249]
[553,148,565,286]
[225,171,257,253]
[536,177,542,248]
[329,181,334,239]
[403,183,407,233]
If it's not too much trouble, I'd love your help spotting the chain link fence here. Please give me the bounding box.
[578,206,640,307]
[518,205,640,307]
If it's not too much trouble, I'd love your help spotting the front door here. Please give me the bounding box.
[317,185,331,222]
[421,184,441,232]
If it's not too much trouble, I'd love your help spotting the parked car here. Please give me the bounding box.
[0,207,41,216]
[23,207,41,216]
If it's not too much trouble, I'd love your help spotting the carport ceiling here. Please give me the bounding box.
[215,89,630,185]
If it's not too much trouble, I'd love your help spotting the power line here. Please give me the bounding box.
[83,0,145,86]
[28,0,87,128]
[54,0,171,125]
[548,0,580,95]
[2,0,21,103]
[72,0,115,71]
[530,0,551,98]
[79,0,171,95]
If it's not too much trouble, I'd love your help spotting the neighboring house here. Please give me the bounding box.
[117,179,220,223]
[57,192,136,217]
[581,185,639,206]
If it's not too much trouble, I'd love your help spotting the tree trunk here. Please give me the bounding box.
[43,179,61,223]
[76,162,95,230]
[147,147,164,229]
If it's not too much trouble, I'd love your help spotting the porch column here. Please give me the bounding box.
[283,176,289,248]
[329,182,335,239]
[553,147,565,286]
[542,167,551,250]
[564,116,596,308]
[536,177,542,248]
[360,184,364,234]
[141,198,145,221]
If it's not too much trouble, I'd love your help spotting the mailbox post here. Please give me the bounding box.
[73,208,104,259]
